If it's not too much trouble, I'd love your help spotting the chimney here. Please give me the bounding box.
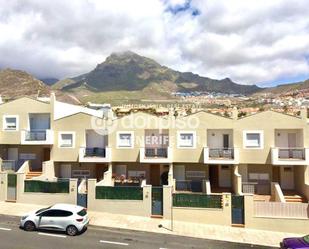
[232,107,238,120]
[300,107,307,120]
[169,108,175,118]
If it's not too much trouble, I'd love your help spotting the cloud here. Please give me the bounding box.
[0,0,308,85]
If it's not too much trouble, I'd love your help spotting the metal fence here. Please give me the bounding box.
[1,160,16,172]
[254,201,309,219]
[145,148,168,158]
[24,179,70,193]
[25,130,47,141]
[173,193,223,208]
[175,180,203,192]
[96,186,143,200]
[278,148,305,159]
[85,147,106,157]
[209,148,234,159]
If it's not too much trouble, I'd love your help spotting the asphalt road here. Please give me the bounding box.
[0,215,277,249]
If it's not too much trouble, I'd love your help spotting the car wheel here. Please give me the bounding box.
[66,225,78,236]
[24,221,36,232]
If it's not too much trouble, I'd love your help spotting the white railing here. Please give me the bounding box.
[254,201,309,219]
[271,147,309,165]
[21,129,54,144]
[204,147,239,164]
[242,182,257,194]
[79,147,112,162]
[140,147,173,163]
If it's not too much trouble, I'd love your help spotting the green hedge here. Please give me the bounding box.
[173,193,222,208]
[24,180,69,193]
[96,186,143,200]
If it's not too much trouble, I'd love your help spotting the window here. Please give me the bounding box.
[186,171,206,178]
[177,131,196,148]
[3,115,18,131]
[243,131,264,149]
[72,170,90,178]
[39,209,72,217]
[117,132,134,148]
[115,165,127,176]
[59,132,75,148]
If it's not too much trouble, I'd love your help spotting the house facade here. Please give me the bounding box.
[0,94,308,234]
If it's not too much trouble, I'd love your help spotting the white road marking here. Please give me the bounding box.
[99,240,129,246]
[38,232,67,238]
[0,227,11,231]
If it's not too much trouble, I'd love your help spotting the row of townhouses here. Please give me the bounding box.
[0,94,308,234]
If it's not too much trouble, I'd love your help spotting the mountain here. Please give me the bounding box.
[40,77,59,85]
[0,68,50,98]
[53,51,262,103]
[257,79,309,95]
[0,68,80,104]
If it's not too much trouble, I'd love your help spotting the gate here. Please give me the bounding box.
[7,174,17,201]
[77,178,87,208]
[231,195,245,225]
[77,193,87,208]
[151,187,163,216]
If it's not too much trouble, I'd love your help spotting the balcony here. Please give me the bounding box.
[271,147,309,165]
[79,147,112,163]
[204,147,239,164]
[21,130,54,145]
[140,147,173,163]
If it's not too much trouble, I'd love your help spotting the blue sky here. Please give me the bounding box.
[0,0,308,87]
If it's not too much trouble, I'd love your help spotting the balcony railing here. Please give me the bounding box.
[209,148,234,159]
[204,147,239,164]
[271,147,309,165]
[21,129,53,144]
[25,130,46,141]
[278,148,305,159]
[85,147,106,157]
[140,147,172,163]
[145,147,168,158]
[79,147,111,162]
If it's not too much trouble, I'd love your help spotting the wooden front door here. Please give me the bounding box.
[43,148,51,161]
[150,165,161,186]
[272,166,280,182]
[209,165,218,188]
[96,164,108,181]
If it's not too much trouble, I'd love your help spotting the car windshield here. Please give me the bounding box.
[303,235,309,243]
[35,206,51,214]
[77,209,87,217]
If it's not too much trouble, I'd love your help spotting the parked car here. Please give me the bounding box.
[20,203,89,236]
[280,235,309,249]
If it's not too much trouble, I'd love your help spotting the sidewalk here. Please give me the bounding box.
[0,201,303,247]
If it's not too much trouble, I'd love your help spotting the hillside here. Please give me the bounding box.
[53,51,261,103]
[0,68,80,104]
[257,79,309,95]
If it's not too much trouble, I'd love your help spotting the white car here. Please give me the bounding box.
[20,204,89,236]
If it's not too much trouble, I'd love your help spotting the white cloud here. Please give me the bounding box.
[0,0,308,85]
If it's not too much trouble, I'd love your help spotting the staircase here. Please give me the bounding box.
[26,171,42,179]
[284,191,307,203]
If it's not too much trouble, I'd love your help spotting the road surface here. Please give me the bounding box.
[0,215,277,249]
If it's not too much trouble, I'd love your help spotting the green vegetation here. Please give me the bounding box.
[96,186,143,200]
[24,180,70,193]
[173,193,222,208]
